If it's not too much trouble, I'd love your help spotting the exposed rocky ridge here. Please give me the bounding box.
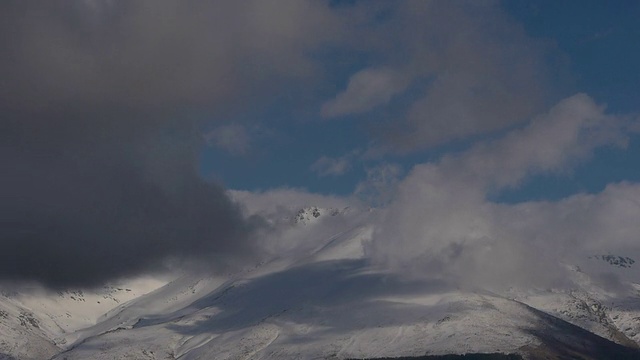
[291,206,349,225]
[589,255,636,268]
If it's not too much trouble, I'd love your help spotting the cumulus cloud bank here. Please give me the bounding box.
[367,94,639,289]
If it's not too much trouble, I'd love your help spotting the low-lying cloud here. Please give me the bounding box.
[367,94,639,289]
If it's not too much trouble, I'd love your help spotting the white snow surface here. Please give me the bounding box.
[2,207,640,359]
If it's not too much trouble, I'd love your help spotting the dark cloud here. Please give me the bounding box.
[0,1,340,112]
[0,0,341,288]
[1,109,265,288]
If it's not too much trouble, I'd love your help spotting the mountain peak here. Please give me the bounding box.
[292,206,348,225]
[589,255,636,268]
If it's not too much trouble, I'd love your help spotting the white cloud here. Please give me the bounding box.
[321,67,409,118]
[366,94,635,290]
[310,151,359,177]
[434,93,628,190]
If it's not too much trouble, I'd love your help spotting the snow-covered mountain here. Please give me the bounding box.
[0,277,166,359]
[2,207,640,359]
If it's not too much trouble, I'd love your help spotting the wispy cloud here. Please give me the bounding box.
[310,150,361,177]
[321,67,409,118]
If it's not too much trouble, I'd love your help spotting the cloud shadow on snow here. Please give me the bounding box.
[153,259,456,336]
[155,259,640,357]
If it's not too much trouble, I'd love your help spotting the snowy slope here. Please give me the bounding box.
[50,262,640,359]
[0,295,59,360]
[0,277,166,359]
[2,207,640,359]
[511,250,640,349]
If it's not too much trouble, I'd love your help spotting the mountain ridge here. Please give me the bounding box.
[1,207,640,359]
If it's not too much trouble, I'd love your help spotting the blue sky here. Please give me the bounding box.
[200,0,640,203]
